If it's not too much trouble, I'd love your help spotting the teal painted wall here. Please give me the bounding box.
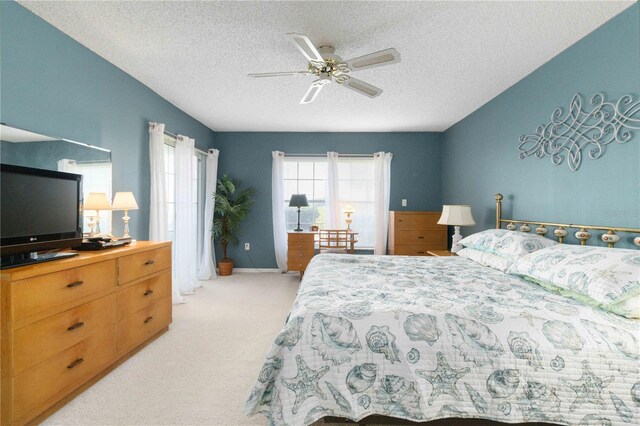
[215,132,443,268]
[443,4,640,248]
[0,2,216,239]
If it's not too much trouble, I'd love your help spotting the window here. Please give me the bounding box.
[337,159,375,248]
[281,156,376,248]
[283,159,327,231]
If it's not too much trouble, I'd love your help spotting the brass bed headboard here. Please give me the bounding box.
[494,193,640,248]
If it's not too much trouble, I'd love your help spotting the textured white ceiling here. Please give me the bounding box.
[18,1,634,132]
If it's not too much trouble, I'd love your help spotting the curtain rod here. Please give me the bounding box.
[163,130,207,156]
[284,153,375,158]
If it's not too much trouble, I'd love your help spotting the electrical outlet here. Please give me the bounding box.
[402,199,408,207]
[244,243,250,251]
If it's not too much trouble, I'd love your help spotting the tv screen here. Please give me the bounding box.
[1,163,83,263]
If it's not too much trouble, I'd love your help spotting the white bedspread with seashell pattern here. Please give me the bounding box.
[245,254,639,426]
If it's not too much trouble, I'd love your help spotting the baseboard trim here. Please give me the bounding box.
[228,268,281,273]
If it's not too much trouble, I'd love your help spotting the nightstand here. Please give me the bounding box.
[427,250,456,257]
[288,231,315,275]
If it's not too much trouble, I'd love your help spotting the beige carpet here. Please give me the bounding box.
[44,272,300,426]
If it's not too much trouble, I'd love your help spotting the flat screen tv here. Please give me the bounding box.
[1,163,83,269]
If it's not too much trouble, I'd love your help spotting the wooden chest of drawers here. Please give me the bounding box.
[388,211,447,255]
[1,241,172,425]
[288,232,315,274]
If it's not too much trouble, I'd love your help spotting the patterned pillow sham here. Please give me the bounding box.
[459,229,558,262]
[457,247,513,272]
[509,244,640,309]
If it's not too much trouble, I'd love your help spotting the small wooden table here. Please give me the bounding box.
[427,250,456,257]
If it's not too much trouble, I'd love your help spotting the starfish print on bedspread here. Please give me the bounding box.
[416,351,470,405]
[281,355,330,414]
[558,359,614,411]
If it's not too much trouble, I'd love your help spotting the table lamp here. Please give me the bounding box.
[344,204,355,231]
[83,192,112,236]
[112,192,139,238]
[437,205,476,253]
[289,194,309,232]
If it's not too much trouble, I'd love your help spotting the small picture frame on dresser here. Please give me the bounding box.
[310,225,319,231]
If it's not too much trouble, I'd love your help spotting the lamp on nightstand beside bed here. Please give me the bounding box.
[289,194,309,232]
[437,205,476,254]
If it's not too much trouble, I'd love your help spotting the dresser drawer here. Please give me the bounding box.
[392,245,436,256]
[118,297,171,353]
[13,326,117,421]
[11,260,117,320]
[13,293,117,375]
[394,229,447,245]
[288,232,315,242]
[118,271,171,320]
[118,246,171,284]
[393,212,442,230]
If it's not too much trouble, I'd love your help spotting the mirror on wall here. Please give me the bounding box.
[0,124,113,235]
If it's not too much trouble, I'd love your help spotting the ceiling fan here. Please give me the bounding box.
[248,33,401,104]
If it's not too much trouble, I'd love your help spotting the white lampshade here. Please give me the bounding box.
[112,192,139,211]
[83,192,111,211]
[343,204,355,214]
[437,205,476,226]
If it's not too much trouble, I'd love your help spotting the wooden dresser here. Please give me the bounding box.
[388,211,447,255]
[1,241,172,425]
[288,232,315,274]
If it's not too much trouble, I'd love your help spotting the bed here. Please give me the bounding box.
[246,195,640,426]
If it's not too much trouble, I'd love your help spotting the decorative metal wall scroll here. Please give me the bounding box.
[518,93,640,171]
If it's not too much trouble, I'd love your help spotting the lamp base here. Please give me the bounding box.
[293,227,303,232]
[451,225,464,253]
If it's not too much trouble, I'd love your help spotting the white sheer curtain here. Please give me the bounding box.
[197,149,219,280]
[373,152,393,255]
[325,151,341,229]
[272,151,287,271]
[174,135,198,299]
[149,123,181,302]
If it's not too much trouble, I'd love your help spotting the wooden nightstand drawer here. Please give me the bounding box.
[13,326,117,421]
[288,232,315,242]
[13,293,117,375]
[392,245,432,256]
[11,260,116,321]
[118,246,171,284]
[118,271,171,320]
[118,297,172,353]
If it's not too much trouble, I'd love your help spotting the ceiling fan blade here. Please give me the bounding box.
[300,79,329,104]
[287,33,327,67]
[247,71,311,78]
[343,48,401,72]
[342,77,383,98]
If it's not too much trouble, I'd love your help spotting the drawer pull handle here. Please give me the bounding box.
[144,289,154,296]
[417,251,425,254]
[66,281,84,288]
[67,358,84,369]
[144,260,155,266]
[417,236,425,239]
[67,321,85,331]
[144,316,154,324]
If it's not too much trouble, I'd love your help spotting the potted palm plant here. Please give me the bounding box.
[213,175,255,276]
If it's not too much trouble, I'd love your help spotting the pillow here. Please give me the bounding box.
[459,229,510,252]
[509,245,640,317]
[457,247,513,272]
[459,229,558,262]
